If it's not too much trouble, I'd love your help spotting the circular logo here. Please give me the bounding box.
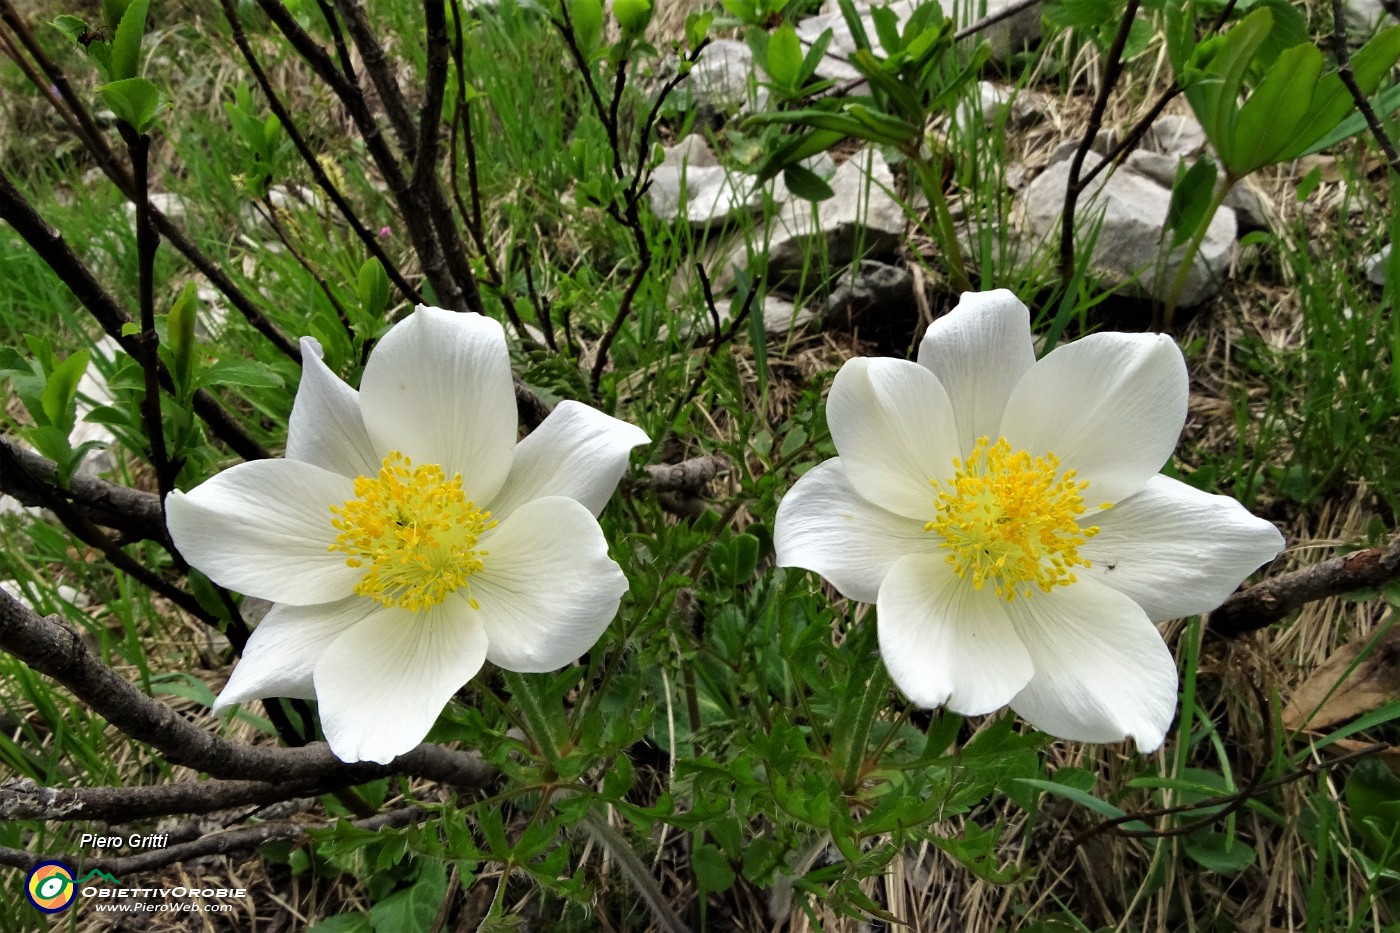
[26,861,76,914]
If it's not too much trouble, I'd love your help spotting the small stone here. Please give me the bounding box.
[1366,244,1391,286]
[821,260,915,331]
[1145,113,1206,158]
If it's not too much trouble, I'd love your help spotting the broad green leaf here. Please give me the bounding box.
[1184,829,1257,874]
[869,4,901,55]
[692,842,736,895]
[166,280,199,396]
[110,0,149,81]
[799,27,833,84]
[685,9,714,48]
[50,15,91,44]
[1286,26,1400,159]
[1297,82,1400,157]
[570,0,603,54]
[753,127,847,181]
[1186,8,1273,161]
[358,258,391,320]
[766,24,803,90]
[613,0,652,37]
[1230,43,1322,175]
[98,76,164,132]
[783,164,835,202]
[368,860,446,933]
[101,0,131,32]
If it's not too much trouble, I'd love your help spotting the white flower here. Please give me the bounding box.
[167,306,648,764]
[774,290,1283,751]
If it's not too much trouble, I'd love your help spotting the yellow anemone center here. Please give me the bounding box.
[328,451,495,612]
[924,436,1109,602]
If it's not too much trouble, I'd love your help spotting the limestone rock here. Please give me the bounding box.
[649,136,769,228]
[820,260,915,331]
[1145,113,1206,158]
[687,40,767,113]
[1022,151,1236,307]
[1366,244,1391,286]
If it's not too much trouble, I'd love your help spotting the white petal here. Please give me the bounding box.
[827,357,962,521]
[488,400,649,520]
[359,306,516,503]
[471,496,628,672]
[314,598,489,764]
[214,596,378,708]
[1080,474,1284,622]
[916,289,1036,452]
[166,459,361,605]
[877,553,1035,714]
[775,459,939,603]
[1007,578,1178,751]
[999,332,1188,507]
[285,337,380,479]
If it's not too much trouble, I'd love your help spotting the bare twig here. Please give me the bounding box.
[0,775,341,823]
[1208,536,1400,640]
[1330,0,1400,173]
[0,588,497,791]
[1058,0,1142,289]
[953,0,1043,41]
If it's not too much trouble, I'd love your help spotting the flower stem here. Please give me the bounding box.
[1159,173,1236,330]
[502,671,564,769]
[908,151,973,293]
[833,642,890,792]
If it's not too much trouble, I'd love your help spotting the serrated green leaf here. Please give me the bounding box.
[692,842,736,894]
[101,0,130,32]
[98,76,164,132]
[368,860,446,933]
[110,0,149,81]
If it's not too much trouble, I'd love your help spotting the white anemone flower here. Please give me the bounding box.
[774,290,1284,751]
[167,306,648,764]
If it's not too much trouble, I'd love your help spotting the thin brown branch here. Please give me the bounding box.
[953,0,1043,41]
[334,0,419,159]
[1207,536,1400,640]
[1059,0,1142,289]
[0,437,166,545]
[0,589,497,791]
[0,775,340,823]
[1330,0,1400,173]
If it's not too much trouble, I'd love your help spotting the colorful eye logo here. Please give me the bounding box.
[26,861,77,913]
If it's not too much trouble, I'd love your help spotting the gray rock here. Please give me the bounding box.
[761,295,817,334]
[764,147,907,278]
[1345,0,1389,33]
[649,137,766,228]
[821,260,915,330]
[687,40,767,113]
[1022,151,1237,307]
[1125,150,1271,233]
[1366,244,1391,286]
[1145,113,1206,158]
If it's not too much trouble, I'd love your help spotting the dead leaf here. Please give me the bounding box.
[1283,619,1400,733]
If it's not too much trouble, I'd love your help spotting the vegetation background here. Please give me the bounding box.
[1,0,1399,929]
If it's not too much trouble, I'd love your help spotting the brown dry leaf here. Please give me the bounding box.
[1283,619,1400,733]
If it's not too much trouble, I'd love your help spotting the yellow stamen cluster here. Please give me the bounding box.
[329,451,495,612]
[925,436,1107,602]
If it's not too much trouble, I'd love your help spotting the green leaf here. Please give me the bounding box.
[368,860,447,933]
[692,842,736,895]
[98,77,164,133]
[752,127,846,182]
[1228,42,1321,174]
[358,258,391,321]
[0,346,34,379]
[1296,82,1400,157]
[766,24,803,90]
[203,359,285,389]
[782,164,835,202]
[166,280,199,397]
[869,4,901,54]
[50,15,92,44]
[110,0,149,81]
[41,349,90,432]
[1184,830,1256,874]
[685,10,713,48]
[101,0,131,32]
[1016,779,1151,833]
[1166,156,1219,248]
[569,0,604,55]
[613,0,652,37]
[306,913,373,933]
[1185,8,1273,165]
